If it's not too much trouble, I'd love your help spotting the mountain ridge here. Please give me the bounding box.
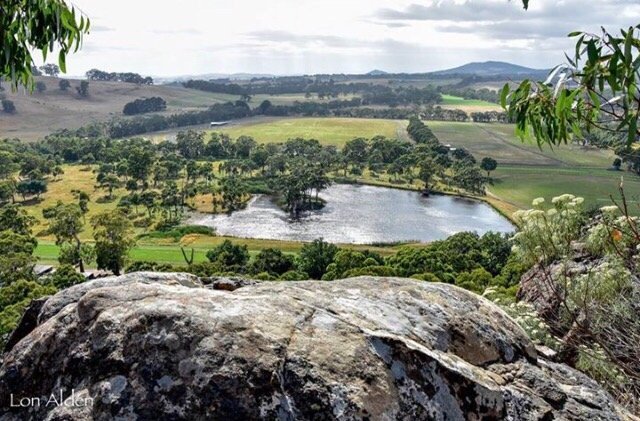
[430,60,549,77]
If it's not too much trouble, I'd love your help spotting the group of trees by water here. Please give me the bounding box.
[130,232,522,292]
[0,114,494,227]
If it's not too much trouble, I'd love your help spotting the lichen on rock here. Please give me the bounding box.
[0,274,633,420]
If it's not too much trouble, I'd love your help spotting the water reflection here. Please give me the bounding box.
[188,184,514,244]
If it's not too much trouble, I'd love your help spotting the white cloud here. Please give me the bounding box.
[58,0,640,77]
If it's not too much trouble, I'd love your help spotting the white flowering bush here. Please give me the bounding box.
[484,287,560,349]
[512,194,585,265]
[511,192,640,410]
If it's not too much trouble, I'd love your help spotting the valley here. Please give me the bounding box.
[3,1,640,414]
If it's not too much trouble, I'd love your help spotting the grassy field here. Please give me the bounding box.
[34,235,420,267]
[18,117,640,267]
[428,121,638,214]
[489,166,636,212]
[0,77,253,141]
[440,95,501,113]
[0,77,359,141]
[23,165,129,239]
[213,117,409,146]
[429,122,616,167]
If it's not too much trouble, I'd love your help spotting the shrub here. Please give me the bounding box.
[206,240,249,269]
[142,225,215,241]
[297,239,338,280]
[49,264,85,289]
[250,248,294,276]
[279,270,309,281]
[455,268,493,293]
[59,79,71,91]
[411,273,441,283]
[0,280,56,347]
[1,99,16,114]
[126,261,175,273]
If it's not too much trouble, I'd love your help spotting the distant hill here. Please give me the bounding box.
[0,76,248,141]
[366,70,389,76]
[155,73,277,84]
[431,61,548,77]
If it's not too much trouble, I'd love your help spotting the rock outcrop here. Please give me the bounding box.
[0,273,633,420]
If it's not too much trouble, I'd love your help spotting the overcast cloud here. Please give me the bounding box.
[58,0,640,77]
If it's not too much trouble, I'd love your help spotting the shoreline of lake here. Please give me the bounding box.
[188,184,515,244]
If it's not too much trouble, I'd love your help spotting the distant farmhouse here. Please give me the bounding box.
[210,121,229,127]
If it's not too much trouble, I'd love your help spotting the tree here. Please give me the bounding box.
[220,176,247,211]
[0,205,36,235]
[16,179,47,200]
[1,99,16,114]
[126,147,155,183]
[206,240,249,269]
[502,25,640,147]
[91,210,136,275]
[613,157,622,171]
[0,181,16,205]
[123,97,166,115]
[418,158,436,193]
[480,157,498,177]
[40,63,60,77]
[35,81,46,93]
[250,248,295,276]
[1,0,90,89]
[49,264,84,289]
[44,203,86,272]
[0,280,56,347]
[235,136,257,159]
[0,151,18,179]
[71,190,90,217]
[258,100,272,114]
[343,138,369,169]
[0,231,38,285]
[455,268,493,294]
[140,191,159,217]
[51,165,64,180]
[451,163,486,194]
[176,130,205,159]
[59,79,71,91]
[97,174,121,199]
[76,80,89,97]
[297,239,338,279]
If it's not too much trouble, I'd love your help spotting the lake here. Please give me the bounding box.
[189,184,514,244]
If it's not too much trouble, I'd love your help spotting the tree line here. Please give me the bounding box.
[183,78,443,107]
[85,69,153,85]
[131,233,520,292]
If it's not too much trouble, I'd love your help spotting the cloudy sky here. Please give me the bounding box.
[62,0,640,77]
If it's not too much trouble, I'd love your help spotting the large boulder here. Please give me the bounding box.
[0,274,633,420]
